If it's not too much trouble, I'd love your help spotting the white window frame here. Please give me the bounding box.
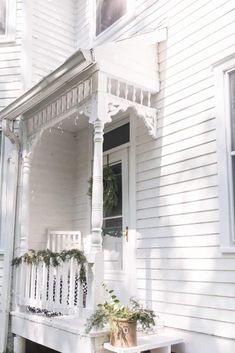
[0,0,16,43]
[213,54,235,252]
[92,0,135,45]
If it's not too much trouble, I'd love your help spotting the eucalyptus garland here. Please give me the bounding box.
[88,164,118,214]
[12,248,87,284]
[27,306,62,317]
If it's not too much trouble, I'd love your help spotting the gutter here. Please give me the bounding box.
[0,48,95,121]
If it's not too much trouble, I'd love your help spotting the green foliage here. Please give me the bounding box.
[85,284,156,334]
[12,248,87,284]
[88,165,118,214]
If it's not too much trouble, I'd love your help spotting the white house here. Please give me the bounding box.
[0,1,235,352]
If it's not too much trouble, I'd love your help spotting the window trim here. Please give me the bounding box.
[0,0,16,43]
[213,54,235,252]
[92,0,135,45]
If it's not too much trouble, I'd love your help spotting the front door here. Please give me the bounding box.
[103,148,132,302]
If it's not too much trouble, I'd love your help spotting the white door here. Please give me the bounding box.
[103,148,134,303]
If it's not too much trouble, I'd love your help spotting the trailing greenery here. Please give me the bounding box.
[88,164,118,214]
[12,248,87,284]
[85,284,156,334]
[27,306,62,317]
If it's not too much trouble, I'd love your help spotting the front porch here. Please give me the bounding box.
[0,30,166,353]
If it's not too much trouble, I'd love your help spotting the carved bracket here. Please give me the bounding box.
[79,94,158,138]
[106,96,158,138]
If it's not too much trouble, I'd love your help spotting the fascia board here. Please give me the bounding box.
[0,49,95,121]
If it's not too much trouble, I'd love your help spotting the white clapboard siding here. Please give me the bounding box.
[0,253,3,309]
[0,0,23,110]
[0,252,4,352]
[73,127,91,236]
[29,129,77,249]
[71,0,235,342]
[31,0,76,84]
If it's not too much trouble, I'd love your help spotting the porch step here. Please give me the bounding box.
[104,335,183,353]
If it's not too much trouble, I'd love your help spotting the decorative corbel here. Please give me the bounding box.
[132,105,158,138]
[2,118,20,150]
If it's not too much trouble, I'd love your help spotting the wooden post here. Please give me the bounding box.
[19,155,31,254]
[91,120,104,253]
[14,336,26,353]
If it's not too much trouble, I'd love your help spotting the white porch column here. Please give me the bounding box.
[91,120,104,253]
[19,155,31,254]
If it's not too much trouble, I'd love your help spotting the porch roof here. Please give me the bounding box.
[0,29,166,121]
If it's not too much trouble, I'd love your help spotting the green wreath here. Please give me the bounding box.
[88,165,118,214]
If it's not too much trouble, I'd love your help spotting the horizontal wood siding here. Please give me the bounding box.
[32,0,76,84]
[0,253,3,310]
[29,129,77,249]
[75,0,235,343]
[0,0,23,110]
[134,0,234,341]
[73,127,91,237]
[29,126,91,250]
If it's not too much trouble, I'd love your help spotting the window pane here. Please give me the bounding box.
[96,0,126,35]
[230,71,235,150]
[103,162,123,271]
[0,0,6,35]
[103,123,129,152]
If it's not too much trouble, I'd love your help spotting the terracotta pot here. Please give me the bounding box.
[110,318,137,347]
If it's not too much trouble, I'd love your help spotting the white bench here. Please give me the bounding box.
[47,229,82,252]
[103,335,183,353]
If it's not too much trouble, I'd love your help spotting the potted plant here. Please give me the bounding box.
[85,285,156,347]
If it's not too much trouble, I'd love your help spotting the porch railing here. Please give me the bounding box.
[14,257,87,315]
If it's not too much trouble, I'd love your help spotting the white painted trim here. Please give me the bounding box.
[0,133,4,247]
[103,142,130,157]
[213,54,235,251]
[104,115,129,133]
[0,0,16,44]
[0,147,19,353]
[92,0,135,46]
[102,113,136,297]
[104,335,183,353]
[21,0,32,91]
[0,49,95,121]
[128,110,137,296]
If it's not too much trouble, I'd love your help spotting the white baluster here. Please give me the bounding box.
[69,258,75,313]
[48,265,54,311]
[140,89,144,105]
[117,81,120,97]
[148,91,151,107]
[133,86,136,102]
[24,264,31,305]
[41,263,47,308]
[125,83,128,99]
[107,77,112,94]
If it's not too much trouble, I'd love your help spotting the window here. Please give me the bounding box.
[0,0,6,35]
[103,123,129,152]
[213,54,235,251]
[0,0,16,42]
[96,0,127,36]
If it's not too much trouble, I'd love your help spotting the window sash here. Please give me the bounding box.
[96,0,127,36]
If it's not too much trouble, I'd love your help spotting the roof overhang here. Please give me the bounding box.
[0,28,166,123]
[0,49,95,121]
